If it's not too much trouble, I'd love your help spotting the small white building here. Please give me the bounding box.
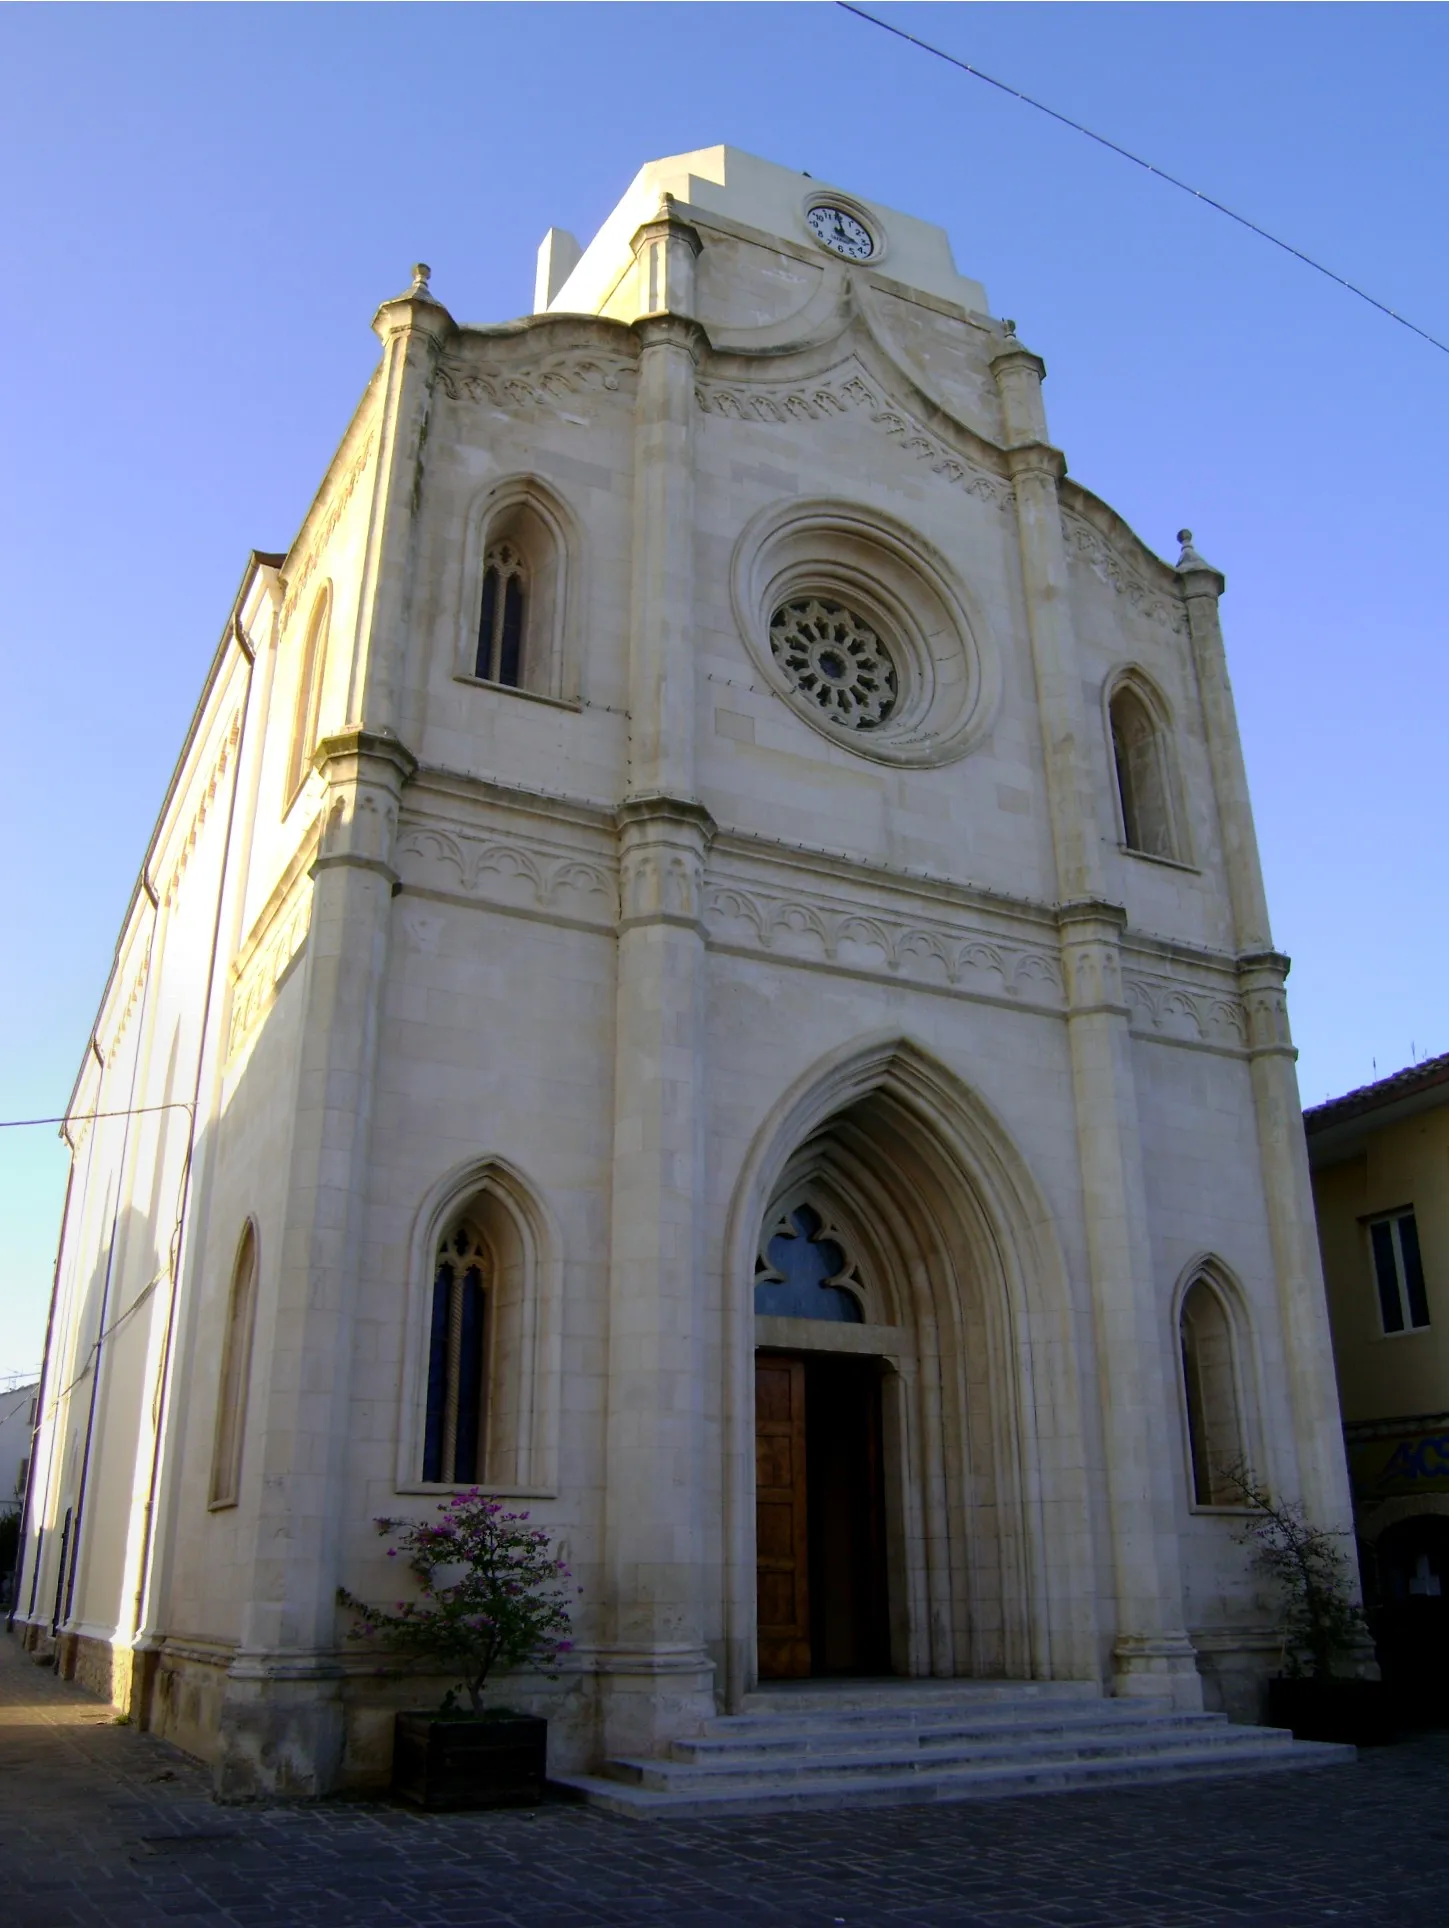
[0,1379,38,1514]
[13,147,1351,1797]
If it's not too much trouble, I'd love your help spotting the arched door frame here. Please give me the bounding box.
[720,1033,1096,1710]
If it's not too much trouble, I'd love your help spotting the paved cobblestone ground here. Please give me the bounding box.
[5,1635,1449,1928]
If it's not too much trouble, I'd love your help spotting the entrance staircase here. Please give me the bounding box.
[554,1679,1353,1818]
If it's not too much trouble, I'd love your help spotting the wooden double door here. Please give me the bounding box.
[755,1350,890,1679]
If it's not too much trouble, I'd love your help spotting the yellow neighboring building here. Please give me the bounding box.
[1305,1057,1449,1711]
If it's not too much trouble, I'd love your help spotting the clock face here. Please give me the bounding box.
[806,203,876,261]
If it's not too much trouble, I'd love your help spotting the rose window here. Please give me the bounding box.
[769,598,898,731]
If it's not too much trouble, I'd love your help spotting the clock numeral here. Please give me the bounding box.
[807,205,874,261]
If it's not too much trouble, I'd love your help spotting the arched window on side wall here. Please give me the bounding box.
[1179,1273,1246,1506]
[210,1222,260,1508]
[423,1220,491,1484]
[285,587,331,805]
[407,1162,560,1494]
[465,485,575,700]
[476,540,527,687]
[1109,679,1179,861]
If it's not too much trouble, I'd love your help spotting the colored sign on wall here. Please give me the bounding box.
[1347,1423,1449,1500]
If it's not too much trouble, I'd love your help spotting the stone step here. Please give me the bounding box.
[616,1720,1299,1792]
[737,1678,1101,1716]
[694,1698,1225,1742]
[672,1707,1233,1763]
[554,1737,1354,1821]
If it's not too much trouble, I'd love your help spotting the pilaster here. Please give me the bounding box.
[1239,950,1355,1537]
[1175,533,1271,951]
[602,796,717,1754]
[352,266,454,733]
[1179,536,1351,1535]
[599,199,717,1754]
[626,204,706,800]
[1059,902,1200,1707]
[993,335,1101,904]
[216,724,416,1798]
[992,335,1197,1703]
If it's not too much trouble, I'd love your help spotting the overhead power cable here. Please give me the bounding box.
[837,2,1448,358]
[0,1103,194,1131]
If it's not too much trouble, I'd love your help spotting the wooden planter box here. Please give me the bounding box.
[391,1711,548,1810]
[1266,1677,1395,1747]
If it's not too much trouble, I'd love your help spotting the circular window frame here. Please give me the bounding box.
[800,191,886,267]
[769,596,901,732]
[730,497,1000,767]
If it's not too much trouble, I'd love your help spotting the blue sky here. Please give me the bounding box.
[1,2,1445,1378]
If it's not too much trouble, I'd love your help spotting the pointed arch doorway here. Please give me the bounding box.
[728,1040,1095,1705]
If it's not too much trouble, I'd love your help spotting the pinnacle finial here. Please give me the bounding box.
[1176,528,1212,571]
[408,262,433,298]
[1003,318,1017,338]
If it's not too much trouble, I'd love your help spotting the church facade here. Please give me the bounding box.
[14,147,1352,1796]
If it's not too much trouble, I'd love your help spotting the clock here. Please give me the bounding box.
[805,203,876,261]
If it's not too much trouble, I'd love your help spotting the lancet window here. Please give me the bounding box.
[1180,1273,1246,1506]
[475,540,527,688]
[285,588,330,804]
[210,1222,259,1508]
[1109,680,1179,860]
[423,1221,491,1484]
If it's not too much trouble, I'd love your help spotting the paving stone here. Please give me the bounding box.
[4,1636,1449,1926]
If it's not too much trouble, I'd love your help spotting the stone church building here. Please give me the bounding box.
[14,147,1352,1798]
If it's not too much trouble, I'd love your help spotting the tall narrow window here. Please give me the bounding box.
[475,541,527,688]
[1369,1210,1430,1334]
[1109,683,1177,859]
[423,1221,490,1483]
[1180,1275,1245,1506]
[210,1223,259,1508]
[285,589,330,803]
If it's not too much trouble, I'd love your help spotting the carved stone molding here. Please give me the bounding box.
[1060,509,1188,637]
[617,796,715,932]
[1057,900,1130,1018]
[1236,950,1295,1057]
[227,880,312,1061]
[281,432,376,628]
[1001,441,1066,488]
[696,365,1015,510]
[395,820,618,927]
[706,875,1065,1006]
[160,713,241,911]
[632,314,709,360]
[308,729,416,880]
[435,352,635,412]
[1123,969,1248,1051]
[101,948,151,1067]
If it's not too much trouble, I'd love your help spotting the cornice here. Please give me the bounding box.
[408,761,615,836]
[451,311,640,357]
[278,370,384,592]
[312,726,419,786]
[989,338,1047,384]
[1003,440,1067,486]
[629,204,703,259]
[699,295,999,447]
[1058,475,1183,602]
[710,825,1059,938]
[696,343,1017,514]
[631,312,711,358]
[617,793,717,840]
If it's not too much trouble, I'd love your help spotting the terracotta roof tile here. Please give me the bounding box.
[1304,1051,1449,1133]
